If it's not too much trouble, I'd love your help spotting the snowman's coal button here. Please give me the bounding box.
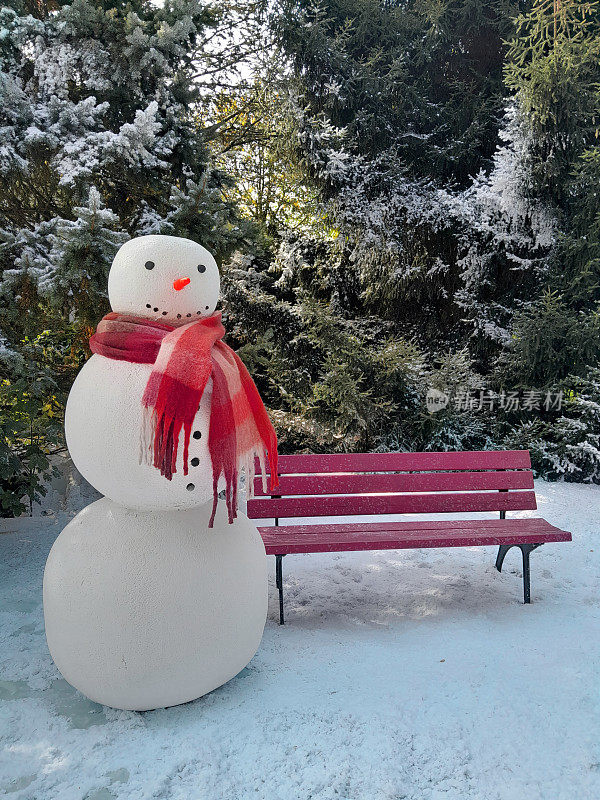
[191,457,200,467]
[186,483,195,491]
[145,261,155,270]
[198,264,206,273]
[193,431,201,440]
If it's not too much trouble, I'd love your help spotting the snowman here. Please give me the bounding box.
[43,235,278,711]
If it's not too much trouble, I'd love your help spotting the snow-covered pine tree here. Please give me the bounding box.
[438,0,600,474]
[453,104,557,368]
[496,0,600,384]
[211,0,523,453]
[236,0,599,466]
[504,0,600,204]
[0,0,253,334]
[271,0,521,345]
[0,0,255,511]
[47,188,128,328]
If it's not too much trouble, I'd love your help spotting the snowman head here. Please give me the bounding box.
[108,235,220,324]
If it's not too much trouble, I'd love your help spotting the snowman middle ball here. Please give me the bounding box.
[65,355,214,509]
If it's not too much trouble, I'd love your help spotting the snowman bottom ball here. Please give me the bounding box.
[43,498,267,711]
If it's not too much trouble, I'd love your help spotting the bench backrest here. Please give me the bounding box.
[246,450,536,522]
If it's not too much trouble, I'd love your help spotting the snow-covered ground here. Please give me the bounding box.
[1,480,599,800]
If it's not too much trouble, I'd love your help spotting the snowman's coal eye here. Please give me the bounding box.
[197,264,206,273]
[145,261,155,270]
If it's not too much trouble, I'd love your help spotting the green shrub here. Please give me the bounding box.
[0,329,84,516]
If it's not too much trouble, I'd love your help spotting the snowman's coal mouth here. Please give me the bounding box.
[144,303,210,321]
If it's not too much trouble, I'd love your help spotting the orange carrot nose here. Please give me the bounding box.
[173,277,191,291]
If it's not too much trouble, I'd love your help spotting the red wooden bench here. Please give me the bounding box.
[247,450,571,624]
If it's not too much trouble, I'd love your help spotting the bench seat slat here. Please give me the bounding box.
[260,518,561,535]
[253,470,534,497]
[261,450,531,475]
[247,490,538,519]
[259,518,571,555]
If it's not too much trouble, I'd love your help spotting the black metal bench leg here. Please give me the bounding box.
[275,554,284,625]
[495,543,543,603]
[495,544,512,572]
[521,545,531,604]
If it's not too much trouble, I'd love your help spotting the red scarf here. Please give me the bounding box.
[89,312,278,526]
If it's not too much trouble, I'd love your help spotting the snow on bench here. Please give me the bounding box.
[247,450,571,624]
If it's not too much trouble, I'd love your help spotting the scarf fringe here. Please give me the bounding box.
[206,447,271,528]
[139,407,155,467]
